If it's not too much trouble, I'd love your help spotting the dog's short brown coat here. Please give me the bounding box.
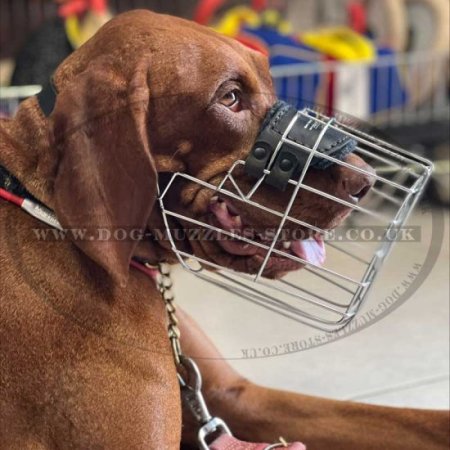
[1,10,448,450]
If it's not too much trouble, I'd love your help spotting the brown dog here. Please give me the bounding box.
[0,10,448,450]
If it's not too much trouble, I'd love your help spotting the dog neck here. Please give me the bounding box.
[0,100,177,270]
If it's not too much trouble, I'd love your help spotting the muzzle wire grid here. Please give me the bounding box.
[158,107,433,332]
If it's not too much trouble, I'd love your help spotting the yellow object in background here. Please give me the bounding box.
[65,10,113,49]
[301,27,376,61]
[214,6,260,37]
[213,7,292,38]
[259,9,292,34]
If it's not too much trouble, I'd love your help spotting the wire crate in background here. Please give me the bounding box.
[271,49,449,129]
[1,48,448,204]
[270,49,449,206]
[2,49,448,128]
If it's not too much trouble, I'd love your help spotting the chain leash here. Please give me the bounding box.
[145,262,232,449]
[148,262,289,450]
[154,262,182,366]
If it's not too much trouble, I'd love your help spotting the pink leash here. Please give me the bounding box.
[210,435,306,450]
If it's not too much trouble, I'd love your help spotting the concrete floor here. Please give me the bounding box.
[174,206,449,410]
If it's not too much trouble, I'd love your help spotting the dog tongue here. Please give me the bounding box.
[210,199,326,265]
[291,237,326,267]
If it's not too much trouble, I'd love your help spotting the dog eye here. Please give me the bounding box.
[219,90,241,111]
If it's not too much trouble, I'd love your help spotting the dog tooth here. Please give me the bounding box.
[233,216,242,227]
[282,241,292,250]
[210,196,219,204]
[243,229,255,238]
[218,201,228,212]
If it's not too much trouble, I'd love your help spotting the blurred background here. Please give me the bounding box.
[0,0,449,204]
[0,0,448,409]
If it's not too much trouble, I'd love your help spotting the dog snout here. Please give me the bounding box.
[333,153,376,203]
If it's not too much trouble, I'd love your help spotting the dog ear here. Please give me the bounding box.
[51,59,157,286]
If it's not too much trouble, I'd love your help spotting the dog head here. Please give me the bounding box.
[50,10,374,284]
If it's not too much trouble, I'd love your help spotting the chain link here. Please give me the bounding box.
[146,261,289,448]
[147,262,183,365]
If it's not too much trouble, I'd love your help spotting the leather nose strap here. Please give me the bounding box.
[245,101,357,191]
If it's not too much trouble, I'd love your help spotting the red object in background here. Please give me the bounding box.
[348,1,367,34]
[194,0,223,25]
[58,0,108,18]
[236,33,269,55]
[251,0,267,12]
[194,0,268,25]
[326,56,336,117]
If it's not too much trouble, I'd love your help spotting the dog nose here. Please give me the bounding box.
[333,154,376,202]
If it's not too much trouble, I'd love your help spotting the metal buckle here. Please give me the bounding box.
[198,417,233,450]
[178,356,233,449]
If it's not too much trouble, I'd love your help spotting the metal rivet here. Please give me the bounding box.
[253,147,267,160]
[279,158,293,171]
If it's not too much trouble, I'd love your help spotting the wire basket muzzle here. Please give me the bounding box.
[158,108,433,332]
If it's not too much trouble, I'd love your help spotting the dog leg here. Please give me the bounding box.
[178,309,449,450]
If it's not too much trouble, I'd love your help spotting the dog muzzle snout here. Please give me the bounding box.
[245,101,356,191]
[159,106,433,332]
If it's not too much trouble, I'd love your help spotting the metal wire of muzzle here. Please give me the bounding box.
[158,108,433,332]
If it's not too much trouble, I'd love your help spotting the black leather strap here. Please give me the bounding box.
[0,165,38,203]
[245,101,356,191]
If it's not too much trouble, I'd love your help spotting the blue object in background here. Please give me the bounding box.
[370,47,409,114]
[242,25,323,109]
[241,26,409,115]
